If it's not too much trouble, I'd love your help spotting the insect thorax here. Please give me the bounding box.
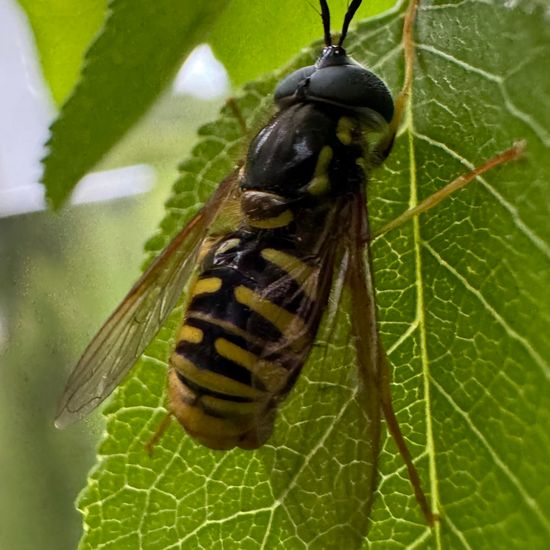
[241,102,369,204]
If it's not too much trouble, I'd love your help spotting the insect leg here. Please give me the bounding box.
[348,194,437,525]
[371,0,419,164]
[373,141,525,238]
[376,343,439,525]
[144,411,174,456]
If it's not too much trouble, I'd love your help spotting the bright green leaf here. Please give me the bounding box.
[208,0,395,87]
[17,0,108,105]
[77,1,550,548]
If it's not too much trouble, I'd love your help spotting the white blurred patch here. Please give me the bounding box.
[0,184,45,217]
[0,0,53,202]
[173,44,229,100]
[0,165,155,217]
[71,164,155,205]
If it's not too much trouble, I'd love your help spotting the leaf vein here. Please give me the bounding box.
[416,45,550,145]
[431,378,550,532]
[444,514,474,550]
[386,318,420,356]
[413,131,550,259]
[423,241,550,381]
[408,93,443,548]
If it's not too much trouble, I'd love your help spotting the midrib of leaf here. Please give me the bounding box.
[407,85,443,547]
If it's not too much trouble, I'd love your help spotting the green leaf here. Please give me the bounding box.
[208,0,396,87]
[17,0,108,105]
[41,0,230,208]
[78,0,550,548]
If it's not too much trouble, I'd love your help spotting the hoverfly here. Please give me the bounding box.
[56,0,522,528]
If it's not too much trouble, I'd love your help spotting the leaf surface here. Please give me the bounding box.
[78,1,550,548]
[16,0,108,105]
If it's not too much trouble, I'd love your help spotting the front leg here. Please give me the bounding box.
[371,0,420,166]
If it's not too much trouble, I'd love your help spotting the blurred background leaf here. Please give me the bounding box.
[17,0,108,106]
[38,0,230,207]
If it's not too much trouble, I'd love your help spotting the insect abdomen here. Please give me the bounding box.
[169,231,322,450]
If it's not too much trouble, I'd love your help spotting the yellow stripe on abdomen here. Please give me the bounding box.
[234,285,309,351]
[178,324,203,344]
[170,353,266,400]
[200,394,263,417]
[261,248,317,300]
[214,338,288,393]
[190,277,222,297]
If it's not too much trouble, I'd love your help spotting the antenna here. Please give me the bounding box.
[319,0,332,46]
[338,0,363,46]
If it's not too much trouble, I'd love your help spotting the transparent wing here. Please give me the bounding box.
[345,190,382,387]
[55,174,239,428]
[344,189,383,443]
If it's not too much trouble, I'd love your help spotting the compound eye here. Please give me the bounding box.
[273,54,394,124]
[274,65,316,102]
[308,65,394,122]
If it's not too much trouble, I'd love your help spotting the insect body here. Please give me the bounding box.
[55,0,394,441]
[169,56,393,449]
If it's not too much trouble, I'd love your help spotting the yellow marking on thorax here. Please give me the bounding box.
[261,248,317,300]
[196,236,219,265]
[170,354,266,400]
[247,209,294,229]
[234,285,310,351]
[216,238,241,255]
[191,277,222,297]
[307,145,333,196]
[336,116,355,145]
[178,324,203,344]
[215,338,288,393]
